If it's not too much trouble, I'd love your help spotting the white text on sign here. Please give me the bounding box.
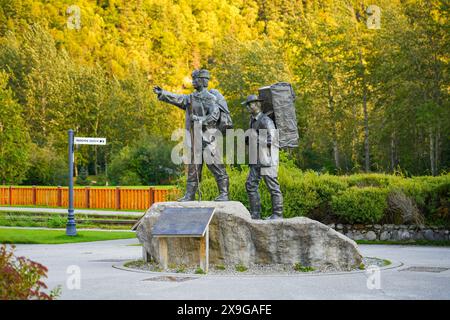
[74,137,107,145]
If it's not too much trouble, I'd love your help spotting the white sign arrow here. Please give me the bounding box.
[74,137,107,145]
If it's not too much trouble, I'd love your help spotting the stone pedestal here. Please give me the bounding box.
[136,201,362,271]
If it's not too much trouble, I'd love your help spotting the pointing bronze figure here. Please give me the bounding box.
[153,69,230,202]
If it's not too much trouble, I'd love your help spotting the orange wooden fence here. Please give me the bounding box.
[0,186,177,211]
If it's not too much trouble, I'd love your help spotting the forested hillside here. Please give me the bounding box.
[0,0,448,185]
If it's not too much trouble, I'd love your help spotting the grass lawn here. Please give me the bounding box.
[0,227,136,244]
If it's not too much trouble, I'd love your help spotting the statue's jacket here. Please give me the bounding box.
[248,112,279,174]
[157,88,220,150]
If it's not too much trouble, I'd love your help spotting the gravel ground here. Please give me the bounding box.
[123,256,390,275]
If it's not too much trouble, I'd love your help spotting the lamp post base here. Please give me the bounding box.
[66,222,77,236]
[66,209,77,236]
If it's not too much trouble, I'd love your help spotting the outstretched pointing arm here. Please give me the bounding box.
[153,86,189,110]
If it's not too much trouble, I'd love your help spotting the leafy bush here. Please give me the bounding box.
[90,174,108,186]
[75,167,91,186]
[331,187,389,224]
[293,263,315,272]
[0,245,60,300]
[23,143,66,186]
[234,263,248,272]
[214,264,226,270]
[194,267,206,274]
[47,215,66,228]
[108,133,181,186]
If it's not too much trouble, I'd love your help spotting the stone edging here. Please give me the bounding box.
[326,224,450,241]
[112,259,403,278]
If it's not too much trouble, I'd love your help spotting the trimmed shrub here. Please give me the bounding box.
[345,173,401,188]
[331,187,389,224]
[197,164,348,218]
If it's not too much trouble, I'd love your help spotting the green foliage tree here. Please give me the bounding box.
[211,37,291,129]
[0,0,447,181]
[0,71,30,184]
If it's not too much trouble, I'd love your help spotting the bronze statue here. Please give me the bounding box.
[153,69,229,201]
[242,95,283,219]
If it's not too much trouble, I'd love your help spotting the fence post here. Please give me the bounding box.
[115,187,120,210]
[32,186,37,206]
[57,186,62,207]
[9,186,12,206]
[85,187,90,209]
[149,187,154,208]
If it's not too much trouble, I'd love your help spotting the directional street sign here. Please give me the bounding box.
[67,131,107,236]
[74,137,107,145]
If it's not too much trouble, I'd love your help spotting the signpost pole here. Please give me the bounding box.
[66,129,77,236]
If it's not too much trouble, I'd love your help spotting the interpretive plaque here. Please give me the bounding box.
[152,207,215,237]
[151,207,215,272]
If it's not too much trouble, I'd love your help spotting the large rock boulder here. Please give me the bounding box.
[136,201,362,271]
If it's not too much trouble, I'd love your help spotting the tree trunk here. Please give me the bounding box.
[93,116,100,176]
[390,132,396,172]
[327,79,340,170]
[349,87,359,170]
[360,52,370,172]
[363,98,370,172]
[94,146,98,176]
[74,159,78,177]
[429,128,436,176]
[435,127,440,175]
[104,153,109,186]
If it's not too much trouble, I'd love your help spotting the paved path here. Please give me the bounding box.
[11,239,450,299]
[0,206,144,217]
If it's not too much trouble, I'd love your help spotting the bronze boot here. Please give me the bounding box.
[214,177,229,201]
[178,182,197,202]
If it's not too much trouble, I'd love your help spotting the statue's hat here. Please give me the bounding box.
[241,94,263,105]
[192,69,210,79]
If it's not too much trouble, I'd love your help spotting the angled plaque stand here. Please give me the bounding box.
[151,207,215,272]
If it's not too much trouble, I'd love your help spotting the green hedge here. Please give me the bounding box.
[187,164,450,225]
[331,187,389,224]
